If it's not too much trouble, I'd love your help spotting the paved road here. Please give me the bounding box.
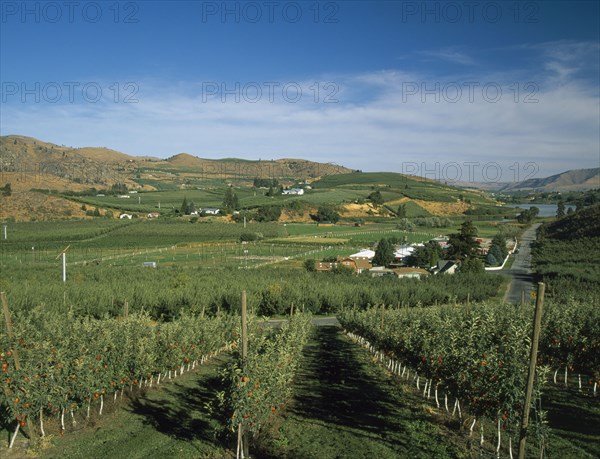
[502,223,541,304]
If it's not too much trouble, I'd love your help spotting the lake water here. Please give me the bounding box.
[506,204,576,217]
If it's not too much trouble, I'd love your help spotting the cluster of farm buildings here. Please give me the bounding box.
[316,236,511,278]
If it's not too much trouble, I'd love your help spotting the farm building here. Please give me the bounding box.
[200,208,221,215]
[282,188,304,195]
[369,267,396,277]
[349,249,375,261]
[433,260,458,275]
[336,257,372,273]
[393,245,416,261]
[369,266,430,279]
[392,267,430,279]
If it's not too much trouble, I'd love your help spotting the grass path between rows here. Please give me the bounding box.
[3,325,597,458]
[254,326,468,458]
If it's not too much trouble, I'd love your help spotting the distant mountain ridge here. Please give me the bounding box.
[449,168,600,192]
[498,168,599,192]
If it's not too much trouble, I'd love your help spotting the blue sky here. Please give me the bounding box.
[1,1,599,182]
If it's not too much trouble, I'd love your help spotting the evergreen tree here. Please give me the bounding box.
[397,204,407,218]
[490,233,508,259]
[407,241,443,268]
[372,238,395,267]
[485,253,498,266]
[447,220,480,260]
[223,187,239,211]
[461,257,485,273]
[556,199,565,218]
[180,197,189,215]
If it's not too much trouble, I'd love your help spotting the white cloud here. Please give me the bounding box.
[417,48,476,66]
[1,41,598,182]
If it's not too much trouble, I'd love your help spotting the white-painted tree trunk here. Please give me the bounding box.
[480,423,484,446]
[8,423,20,449]
[496,418,501,458]
[40,408,46,437]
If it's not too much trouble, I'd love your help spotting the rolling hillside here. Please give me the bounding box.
[1,135,501,221]
[498,168,599,192]
[312,172,495,216]
[0,135,351,190]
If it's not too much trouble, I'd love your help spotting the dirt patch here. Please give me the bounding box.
[279,208,316,223]
[413,199,470,216]
[0,171,92,193]
[0,191,96,221]
[386,197,411,206]
[341,203,382,217]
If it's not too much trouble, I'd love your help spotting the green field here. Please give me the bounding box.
[1,210,596,458]
[312,172,492,204]
[54,171,503,221]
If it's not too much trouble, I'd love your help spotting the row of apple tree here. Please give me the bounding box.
[0,309,237,442]
[216,312,312,455]
[1,264,502,318]
[338,299,599,438]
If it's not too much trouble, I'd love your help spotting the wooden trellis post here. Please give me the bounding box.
[518,282,545,459]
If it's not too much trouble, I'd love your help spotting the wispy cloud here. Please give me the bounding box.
[518,40,600,84]
[417,48,476,66]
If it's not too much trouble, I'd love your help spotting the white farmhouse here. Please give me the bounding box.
[282,188,304,195]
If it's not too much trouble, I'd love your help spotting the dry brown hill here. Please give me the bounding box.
[499,168,599,192]
[0,135,352,191]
